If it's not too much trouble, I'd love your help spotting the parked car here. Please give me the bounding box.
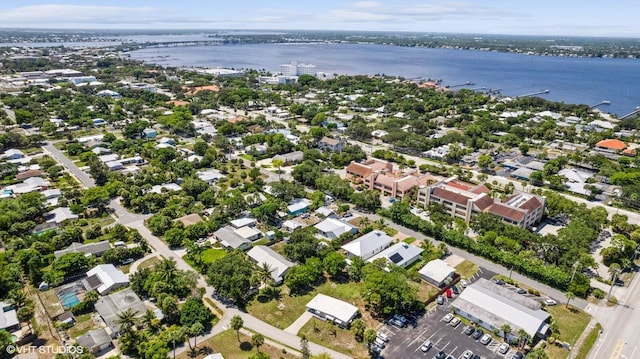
[374,337,386,348]
[437,294,445,305]
[512,352,524,359]
[472,355,481,359]
[376,332,389,342]
[420,340,433,352]
[450,317,461,327]
[472,329,483,339]
[461,350,473,359]
[480,334,492,345]
[515,288,527,294]
[442,313,453,323]
[495,279,505,285]
[445,355,455,359]
[389,318,405,328]
[370,343,382,354]
[544,299,557,306]
[392,314,407,324]
[460,279,468,288]
[452,285,460,294]
[433,351,446,359]
[498,343,509,354]
[463,326,474,336]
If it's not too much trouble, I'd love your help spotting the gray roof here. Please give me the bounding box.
[54,240,111,258]
[367,242,424,268]
[214,226,251,250]
[77,328,111,350]
[342,230,394,260]
[94,288,147,334]
[511,167,534,180]
[451,278,550,337]
[273,150,304,163]
[45,207,79,224]
[247,245,294,282]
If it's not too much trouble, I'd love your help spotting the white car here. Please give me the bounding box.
[442,313,453,323]
[480,334,492,345]
[544,299,557,306]
[460,279,468,288]
[376,332,389,342]
[498,342,509,354]
[461,350,473,359]
[420,340,433,352]
[450,317,461,327]
[374,337,386,348]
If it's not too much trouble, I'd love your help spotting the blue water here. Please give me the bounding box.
[129,43,640,116]
[57,288,81,309]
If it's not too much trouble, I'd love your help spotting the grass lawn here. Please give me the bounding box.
[138,256,162,270]
[546,305,591,345]
[252,238,271,246]
[175,329,298,359]
[575,323,601,359]
[412,281,438,302]
[298,317,369,359]
[67,313,96,337]
[240,154,254,161]
[39,289,65,318]
[455,260,479,279]
[202,248,227,263]
[403,237,417,244]
[247,280,375,330]
[545,342,570,359]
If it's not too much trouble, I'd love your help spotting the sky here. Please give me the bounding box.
[0,1,639,38]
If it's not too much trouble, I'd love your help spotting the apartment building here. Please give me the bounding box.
[346,158,435,200]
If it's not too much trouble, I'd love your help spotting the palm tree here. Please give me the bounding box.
[230,315,244,342]
[166,326,186,359]
[115,308,139,334]
[251,333,265,353]
[189,322,205,350]
[256,263,274,287]
[565,291,576,308]
[157,258,179,284]
[359,217,371,230]
[500,323,512,343]
[84,290,99,305]
[272,159,284,179]
[141,309,157,331]
[517,328,531,349]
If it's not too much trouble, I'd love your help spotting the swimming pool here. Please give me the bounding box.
[55,283,84,309]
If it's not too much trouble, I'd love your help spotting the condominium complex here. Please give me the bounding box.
[280,61,316,76]
[417,176,545,228]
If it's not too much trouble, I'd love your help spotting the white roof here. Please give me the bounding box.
[0,301,18,330]
[230,217,256,228]
[203,354,224,359]
[315,206,335,217]
[452,278,550,337]
[341,230,394,260]
[306,293,358,324]
[282,220,303,230]
[418,259,455,283]
[247,245,294,282]
[234,226,262,240]
[314,218,357,237]
[197,169,226,182]
[85,264,129,295]
[45,207,78,224]
[287,198,311,213]
[149,183,182,194]
[367,242,423,268]
[98,153,119,163]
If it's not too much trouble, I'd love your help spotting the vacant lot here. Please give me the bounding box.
[546,304,591,345]
[175,329,298,359]
[299,317,369,359]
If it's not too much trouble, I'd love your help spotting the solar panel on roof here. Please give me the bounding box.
[389,253,404,264]
[85,274,103,289]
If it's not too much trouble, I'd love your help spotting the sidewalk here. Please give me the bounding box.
[568,318,599,359]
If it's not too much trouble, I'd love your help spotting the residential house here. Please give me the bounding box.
[54,240,111,259]
[418,259,456,287]
[314,218,358,240]
[318,137,344,152]
[315,206,337,219]
[213,226,252,251]
[341,230,394,261]
[247,246,294,284]
[82,264,129,295]
[234,226,263,241]
[148,183,182,194]
[77,328,113,354]
[230,217,257,229]
[273,151,304,165]
[282,219,303,233]
[196,169,226,184]
[94,288,147,337]
[142,128,158,139]
[44,207,78,225]
[287,198,311,216]
[306,294,358,328]
[0,301,19,331]
[367,242,424,269]
[2,149,25,160]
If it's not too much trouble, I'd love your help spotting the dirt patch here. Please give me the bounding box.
[444,254,465,267]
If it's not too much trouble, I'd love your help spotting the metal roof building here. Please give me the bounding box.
[306,293,359,328]
[247,245,294,284]
[418,259,456,287]
[451,278,551,339]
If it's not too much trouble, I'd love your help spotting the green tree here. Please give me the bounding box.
[363,328,377,346]
[500,323,511,342]
[81,186,110,211]
[565,291,576,308]
[527,347,549,359]
[272,158,284,179]
[477,154,494,171]
[230,315,244,343]
[189,322,205,350]
[251,333,265,353]
[207,251,255,305]
[323,252,347,277]
[301,335,311,359]
[351,318,365,342]
[180,297,214,329]
[350,190,381,212]
[116,308,139,334]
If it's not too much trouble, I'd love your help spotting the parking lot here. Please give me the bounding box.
[375,266,531,359]
[377,304,522,359]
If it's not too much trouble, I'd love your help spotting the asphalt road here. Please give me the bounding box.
[43,141,350,359]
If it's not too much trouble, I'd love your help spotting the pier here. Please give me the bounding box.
[136,40,224,48]
[446,81,475,88]
[515,89,549,98]
[618,106,640,120]
[589,100,611,109]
